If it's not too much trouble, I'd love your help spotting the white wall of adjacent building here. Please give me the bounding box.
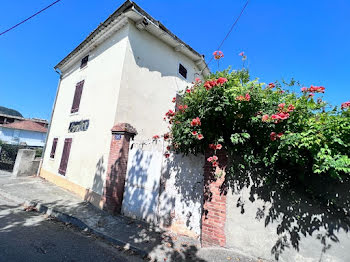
[0,127,46,147]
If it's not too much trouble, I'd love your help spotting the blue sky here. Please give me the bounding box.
[0,0,349,119]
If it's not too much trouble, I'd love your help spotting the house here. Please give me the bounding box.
[0,120,47,147]
[0,112,48,127]
[40,1,209,213]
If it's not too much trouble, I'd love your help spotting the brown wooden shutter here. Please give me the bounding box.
[50,138,58,158]
[58,138,72,176]
[71,80,84,113]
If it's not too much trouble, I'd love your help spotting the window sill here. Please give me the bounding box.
[80,65,88,71]
[70,112,79,116]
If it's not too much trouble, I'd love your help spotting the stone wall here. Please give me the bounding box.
[12,149,41,177]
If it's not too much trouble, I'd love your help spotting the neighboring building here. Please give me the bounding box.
[40,1,209,210]
[0,120,47,147]
[0,113,48,128]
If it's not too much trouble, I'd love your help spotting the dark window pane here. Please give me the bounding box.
[179,64,187,79]
[50,138,58,158]
[80,55,89,69]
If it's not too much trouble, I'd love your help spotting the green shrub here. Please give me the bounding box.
[161,67,350,181]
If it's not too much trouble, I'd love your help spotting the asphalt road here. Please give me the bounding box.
[0,196,143,262]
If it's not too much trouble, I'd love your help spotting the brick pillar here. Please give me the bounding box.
[102,123,137,215]
[201,150,228,247]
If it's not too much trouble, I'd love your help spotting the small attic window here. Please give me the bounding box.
[80,55,89,69]
[179,64,187,79]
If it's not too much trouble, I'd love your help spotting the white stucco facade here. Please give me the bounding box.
[41,2,208,203]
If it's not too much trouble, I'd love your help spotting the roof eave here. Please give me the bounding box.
[54,1,210,76]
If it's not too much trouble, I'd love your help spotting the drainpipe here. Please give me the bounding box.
[37,68,62,176]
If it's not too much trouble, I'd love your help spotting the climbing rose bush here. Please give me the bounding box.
[161,67,350,180]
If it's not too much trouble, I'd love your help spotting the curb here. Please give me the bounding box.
[0,188,148,258]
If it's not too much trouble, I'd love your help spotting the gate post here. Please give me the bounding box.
[201,150,228,247]
[102,123,137,214]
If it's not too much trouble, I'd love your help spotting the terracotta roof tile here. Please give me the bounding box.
[2,120,47,133]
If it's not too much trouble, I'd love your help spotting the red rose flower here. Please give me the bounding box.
[192,131,198,136]
[301,87,308,92]
[245,93,251,101]
[164,153,170,158]
[287,104,295,112]
[239,52,244,56]
[216,77,228,85]
[278,103,285,108]
[172,97,176,103]
[190,117,201,127]
[213,50,224,60]
[277,133,283,139]
[268,83,275,89]
[153,135,160,139]
[163,133,170,140]
[270,132,277,141]
[197,134,204,140]
[341,101,350,109]
[209,144,216,150]
[262,114,269,122]
[207,157,213,162]
[216,144,222,150]
[212,161,219,167]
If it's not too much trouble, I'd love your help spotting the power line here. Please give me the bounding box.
[203,0,250,71]
[0,0,62,37]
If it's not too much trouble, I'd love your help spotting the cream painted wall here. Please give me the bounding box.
[115,21,202,141]
[42,20,205,197]
[42,25,129,195]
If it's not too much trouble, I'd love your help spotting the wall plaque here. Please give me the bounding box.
[68,120,89,133]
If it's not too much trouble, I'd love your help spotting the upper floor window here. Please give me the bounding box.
[71,80,84,113]
[80,55,89,69]
[179,64,187,79]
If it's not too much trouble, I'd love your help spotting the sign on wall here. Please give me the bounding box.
[68,120,89,133]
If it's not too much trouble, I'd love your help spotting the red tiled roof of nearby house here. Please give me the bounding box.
[2,120,47,133]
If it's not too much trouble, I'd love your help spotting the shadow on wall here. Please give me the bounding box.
[225,161,350,261]
[84,156,106,207]
[122,147,176,227]
[161,154,204,236]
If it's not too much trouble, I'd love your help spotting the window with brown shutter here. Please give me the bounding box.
[50,138,58,158]
[58,138,72,176]
[71,80,84,113]
[80,55,89,69]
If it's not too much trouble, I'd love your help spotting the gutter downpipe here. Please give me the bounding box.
[37,68,62,176]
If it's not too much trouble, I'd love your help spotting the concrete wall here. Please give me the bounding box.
[12,149,40,177]
[42,25,129,196]
[0,127,46,147]
[224,171,350,262]
[115,21,201,141]
[122,142,204,239]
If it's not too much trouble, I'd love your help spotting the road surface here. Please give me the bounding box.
[0,195,143,262]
